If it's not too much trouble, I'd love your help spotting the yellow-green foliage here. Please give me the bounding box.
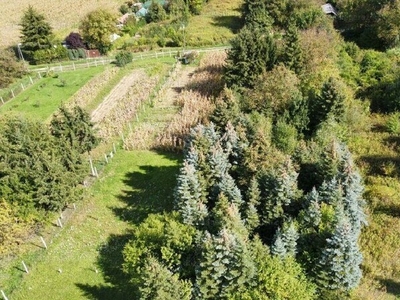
[0,200,30,256]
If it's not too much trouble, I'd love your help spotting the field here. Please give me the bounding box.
[186,0,243,46]
[0,66,105,122]
[0,0,124,49]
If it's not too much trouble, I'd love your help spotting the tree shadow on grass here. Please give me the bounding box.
[76,151,182,299]
[211,15,243,34]
[378,278,400,297]
[111,151,181,225]
[359,155,400,177]
[76,233,137,300]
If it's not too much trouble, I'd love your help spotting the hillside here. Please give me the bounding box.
[0,0,123,48]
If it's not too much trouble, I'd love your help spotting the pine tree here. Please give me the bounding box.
[139,256,192,300]
[281,21,304,75]
[317,212,362,292]
[260,158,300,224]
[272,222,299,258]
[195,229,256,299]
[302,188,322,228]
[244,177,261,232]
[20,6,54,61]
[225,25,277,88]
[174,161,208,227]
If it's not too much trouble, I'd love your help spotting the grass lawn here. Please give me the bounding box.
[0,66,105,122]
[186,0,243,47]
[5,149,181,300]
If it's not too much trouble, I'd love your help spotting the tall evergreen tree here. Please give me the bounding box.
[20,6,53,61]
[224,25,277,88]
[281,21,304,75]
[244,177,261,232]
[317,212,362,292]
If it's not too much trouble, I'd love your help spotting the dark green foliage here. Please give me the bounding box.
[138,257,192,300]
[309,77,346,133]
[224,26,277,88]
[122,212,196,283]
[210,88,242,131]
[244,177,261,232]
[32,45,68,65]
[50,106,99,154]
[281,22,304,75]
[19,6,53,62]
[115,50,133,67]
[0,49,26,88]
[146,1,167,23]
[272,118,298,154]
[0,117,83,216]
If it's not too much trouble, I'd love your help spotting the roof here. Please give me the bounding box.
[136,7,148,17]
[321,3,338,16]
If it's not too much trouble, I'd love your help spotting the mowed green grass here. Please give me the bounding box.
[186,0,243,46]
[7,149,181,300]
[0,66,105,122]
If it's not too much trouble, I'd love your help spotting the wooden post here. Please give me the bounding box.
[104,154,108,164]
[21,83,25,90]
[121,132,125,144]
[29,76,34,84]
[1,290,9,300]
[113,143,116,153]
[0,97,4,104]
[110,151,114,158]
[40,236,47,249]
[94,167,99,177]
[89,157,95,176]
[73,62,76,70]
[128,123,132,133]
[11,90,15,98]
[38,72,42,79]
[60,64,63,72]
[60,212,64,219]
[57,218,63,228]
[73,203,76,210]
[22,261,29,273]
[135,113,139,122]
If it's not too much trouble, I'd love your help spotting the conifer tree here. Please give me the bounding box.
[317,212,362,292]
[139,256,192,300]
[302,188,322,228]
[225,25,277,88]
[195,229,256,299]
[20,6,54,61]
[174,161,208,227]
[272,222,299,258]
[281,21,304,75]
[244,177,261,232]
[260,158,300,223]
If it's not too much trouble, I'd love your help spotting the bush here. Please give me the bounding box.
[115,50,133,67]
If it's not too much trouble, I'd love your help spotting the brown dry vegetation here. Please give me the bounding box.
[0,0,123,49]
[154,51,226,150]
[94,70,159,140]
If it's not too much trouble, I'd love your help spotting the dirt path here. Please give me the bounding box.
[90,69,147,124]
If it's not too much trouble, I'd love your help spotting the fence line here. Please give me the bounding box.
[0,46,230,110]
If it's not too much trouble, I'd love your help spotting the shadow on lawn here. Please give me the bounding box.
[211,15,243,34]
[77,151,182,299]
[111,151,181,225]
[378,278,400,297]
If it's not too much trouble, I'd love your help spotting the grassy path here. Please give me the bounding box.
[8,150,180,300]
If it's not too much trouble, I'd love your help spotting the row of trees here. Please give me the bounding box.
[18,6,117,64]
[0,106,98,254]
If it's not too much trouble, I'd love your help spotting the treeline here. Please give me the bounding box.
[116,0,377,299]
[0,106,98,255]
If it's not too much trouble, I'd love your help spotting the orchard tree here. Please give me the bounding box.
[80,9,117,54]
[19,6,53,61]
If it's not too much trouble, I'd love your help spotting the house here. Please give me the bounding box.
[321,3,338,16]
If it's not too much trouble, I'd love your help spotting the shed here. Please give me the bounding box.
[136,7,148,18]
[321,3,338,16]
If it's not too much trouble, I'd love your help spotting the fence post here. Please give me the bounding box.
[40,236,48,249]
[0,97,4,104]
[21,83,25,90]
[22,261,29,273]
[29,76,34,84]
[89,157,95,176]
[1,290,9,300]
[11,90,15,98]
